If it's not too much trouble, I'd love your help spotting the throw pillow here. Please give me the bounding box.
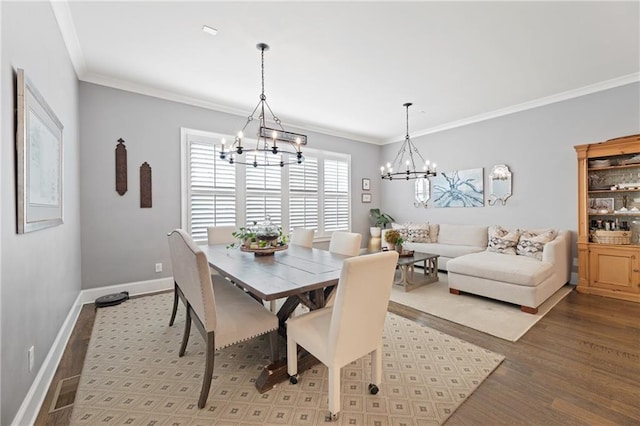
[391,222,409,241]
[517,229,558,261]
[428,224,440,243]
[406,223,430,243]
[487,225,521,255]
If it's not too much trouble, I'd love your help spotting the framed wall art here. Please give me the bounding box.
[432,168,484,208]
[588,197,614,213]
[16,68,64,233]
[362,193,372,203]
[362,178,371,191]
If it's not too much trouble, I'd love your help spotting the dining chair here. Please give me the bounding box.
[290,227,315,248]
[168,226,237,326]
[286,250,399,421]
[167,229,279,408]
[206,225,236,245]
[324,231,362,306]
[328,231,362,257]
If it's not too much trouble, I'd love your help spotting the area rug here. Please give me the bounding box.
[70,292,503,425]
[390,273,574,342]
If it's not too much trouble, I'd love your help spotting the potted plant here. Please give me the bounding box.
[369,208,394,238]
[395,236,405,253]
[384,229,401,251]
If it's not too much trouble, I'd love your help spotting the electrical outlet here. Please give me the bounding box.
[155,263,163,273]
[28,346,34,372]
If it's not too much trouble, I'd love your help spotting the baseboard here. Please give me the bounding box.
[12,277,174,426]
[78,277,174,305]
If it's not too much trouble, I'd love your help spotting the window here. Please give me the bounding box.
[181,128,350,243]
[289,156,319,231]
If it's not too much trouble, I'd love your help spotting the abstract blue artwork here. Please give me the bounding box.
[432,168,484,207]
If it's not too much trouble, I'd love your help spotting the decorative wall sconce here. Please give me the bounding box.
[414,177,430,208]
[487,164,512,206]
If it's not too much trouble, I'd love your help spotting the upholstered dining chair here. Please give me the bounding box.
[325,231,362,306]
[290,227,315,248]
[286,250,399,421]
[167,229,279,408]
[328,231,362,257]
[168,226,237,326]
[206,225,236,246]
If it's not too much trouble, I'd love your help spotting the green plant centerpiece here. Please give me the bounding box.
[227,223,257,249]
[227,217,288,251]
[369,208,395,229]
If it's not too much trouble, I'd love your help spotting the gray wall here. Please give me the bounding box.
[380,82,640,274]
[78,82,381,289]
[1,2,82,424]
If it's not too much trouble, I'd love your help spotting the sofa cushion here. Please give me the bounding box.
[403,242,485,259]
[437,224,488,247]
[447,251,554,287]
[517,229,558,261]
[487,225,521,255]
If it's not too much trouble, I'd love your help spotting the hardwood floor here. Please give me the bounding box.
[35,288,639,425]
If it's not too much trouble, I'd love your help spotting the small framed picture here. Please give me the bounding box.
[362,193,372,203]
[588,197,614,213]
[362,178,371,191]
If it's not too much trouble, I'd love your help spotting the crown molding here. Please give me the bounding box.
[383,72,640,144]
[50,0,86,78]
[81,71,382,145]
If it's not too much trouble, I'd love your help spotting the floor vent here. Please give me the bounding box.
[49,375,80,413]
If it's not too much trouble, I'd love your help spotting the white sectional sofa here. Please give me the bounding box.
[382,223,488,270]
[382,223,571,314]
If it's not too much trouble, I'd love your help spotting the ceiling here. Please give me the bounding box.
[53,1,640,145]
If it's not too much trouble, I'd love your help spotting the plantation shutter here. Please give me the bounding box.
[189,141,236,242]
[289,156,319,232]
[246,165,282,226]
[323,158,349,232]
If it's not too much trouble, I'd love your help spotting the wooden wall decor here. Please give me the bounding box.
[115,138,127,195]
[140,162,152,208]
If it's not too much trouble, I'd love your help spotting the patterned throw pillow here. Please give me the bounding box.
[487,225,521,255]
[391,223,409,241]
[406,224,430,243]
[517,229,558,261]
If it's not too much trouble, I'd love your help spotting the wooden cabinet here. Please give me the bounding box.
[575,134,640,303]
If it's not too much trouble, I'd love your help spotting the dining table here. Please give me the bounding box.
[200,243,349,392]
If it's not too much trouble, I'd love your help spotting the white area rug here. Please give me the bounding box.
[390,273,574,342]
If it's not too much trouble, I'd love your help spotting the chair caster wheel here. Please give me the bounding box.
[368,383,379,394]
[289,375,298,385]
[325,412,339,422]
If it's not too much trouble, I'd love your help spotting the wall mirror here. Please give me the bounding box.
[488,164,512,205]
[414,178,430,207]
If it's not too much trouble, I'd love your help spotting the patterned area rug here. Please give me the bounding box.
[70,292,504,425]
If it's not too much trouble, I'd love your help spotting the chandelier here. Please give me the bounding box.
[380,103,436,180]
[220,43,305,167]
